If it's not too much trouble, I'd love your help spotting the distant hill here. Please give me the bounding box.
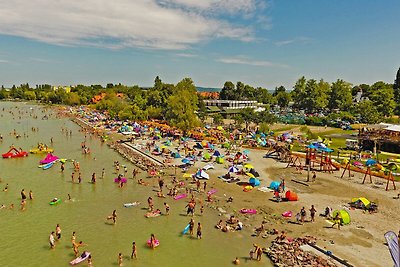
[196,87,221,92]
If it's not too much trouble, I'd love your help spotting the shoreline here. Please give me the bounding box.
[64,105,398,267]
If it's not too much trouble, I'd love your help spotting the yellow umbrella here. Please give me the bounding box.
[246,172,255,178]
[217,126,224,131]
[244,164,254,169]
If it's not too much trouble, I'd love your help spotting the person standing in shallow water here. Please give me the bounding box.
[21,189,27,200]
[197,222,202,239]
[131,241,137,259]
[49,232,55,249]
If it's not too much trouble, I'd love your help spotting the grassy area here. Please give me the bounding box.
[271,125,298,133]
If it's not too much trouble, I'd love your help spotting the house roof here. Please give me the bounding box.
[206,106,221,112]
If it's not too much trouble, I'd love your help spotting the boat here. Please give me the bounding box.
[49,198,61,205]
[40,153,59,164]
[70,251,90,265]
[29,146,54,154]
[2,147,29,158]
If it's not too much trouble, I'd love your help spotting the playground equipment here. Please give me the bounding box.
[286,145,339,173]
[340,159,396,191]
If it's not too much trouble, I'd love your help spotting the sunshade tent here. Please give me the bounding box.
[332,210,351,225]
[171,152,181,158]
[285,191,299,201]
[215,157,224,164]
[213,150,221,157]
[182,158,191,164]
[351,197,371,209]
[196,169,209,180]
[246,172,255,178]
[249,178,260,186]
[269,181,281,190]
[244,163,254,169]
[203,153,211,160]
[250,168,260,177]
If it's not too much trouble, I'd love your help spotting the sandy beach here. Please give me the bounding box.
[101,123,398,267]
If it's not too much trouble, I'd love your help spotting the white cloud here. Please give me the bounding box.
[217,56,288,68]
[160,0,258,14]
[274,37,312,47]
[0,0,263,50]
[176,53,197,58]
[0,59,9,63]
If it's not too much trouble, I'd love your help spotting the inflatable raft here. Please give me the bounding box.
[239,208,257,214]
[147,239,160,248]
[70,251,90,265]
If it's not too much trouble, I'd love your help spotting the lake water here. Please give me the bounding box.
[0,102,270,267]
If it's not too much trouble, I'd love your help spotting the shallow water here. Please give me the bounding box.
[0,102,271,267]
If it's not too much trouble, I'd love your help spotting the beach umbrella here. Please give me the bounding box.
[217,126,224,131]
[228,166,239,173]
[243,149,250,156]
[213,150,221,157]
[244,163,254,169]
[203,153,211,160]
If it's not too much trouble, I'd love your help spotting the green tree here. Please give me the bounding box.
[329,79,353,110]
[394,67,400,114]
[369,81,395,117]
[357,100,380,123]
[165,78,199,132]
[291,76,307,109]
[220,81,235,100]
[23,91,36,100]
[274,87,291,109]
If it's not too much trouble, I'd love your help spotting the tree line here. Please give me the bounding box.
[0,68,399,130]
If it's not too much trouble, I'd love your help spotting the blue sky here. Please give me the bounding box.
[0,0,399,89]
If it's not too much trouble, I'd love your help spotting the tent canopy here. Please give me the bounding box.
[249,178,260,186]
[269,181,281,190]
[332,210,351,225]
[351,197,371,208]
